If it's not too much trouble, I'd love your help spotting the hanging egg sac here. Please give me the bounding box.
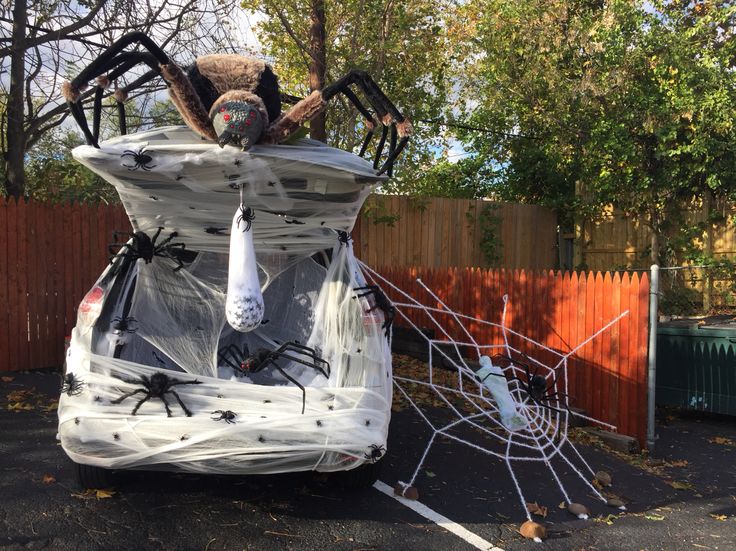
[225,205,264,332]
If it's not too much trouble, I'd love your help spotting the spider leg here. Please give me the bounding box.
[218,344,246,373]
[63,31,215,145]
[159,394,174,417]
[274,342,330,378]
[271,361,307,414]
[167,390,192,417]
[322,70,412,175]
[131,395,152,415]
[110,389,147,405]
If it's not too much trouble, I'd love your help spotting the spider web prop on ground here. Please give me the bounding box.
[358,262,629,523]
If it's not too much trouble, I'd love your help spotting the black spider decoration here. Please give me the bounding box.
[337,231,352,246]
[487,354,570,416]
[111,316,138,335]
[121,147,156,171]
[218,341,330,414]
[364,444,386,463]
[62,31,411,175]
[353,285,395,339]
[236,205,255,232]
[111,371,202,417]
[211,410,237,424]
[204,226,228,235]
[61,372,84,397]
[109,227,187,271]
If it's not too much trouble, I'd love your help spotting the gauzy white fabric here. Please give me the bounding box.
[58,128,392,475]
[225,205,264,332]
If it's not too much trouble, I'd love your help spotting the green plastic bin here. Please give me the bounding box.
[657,319,736,416]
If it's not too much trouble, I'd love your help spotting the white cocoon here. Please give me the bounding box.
[225,205,264,332]
[477,355,528,431]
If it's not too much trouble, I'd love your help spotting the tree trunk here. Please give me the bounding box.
[4,0,27,198]
[308,0,327,142]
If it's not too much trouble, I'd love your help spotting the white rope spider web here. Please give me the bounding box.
[358,262,629,526]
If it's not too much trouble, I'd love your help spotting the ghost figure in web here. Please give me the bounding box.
[225,203,264,332]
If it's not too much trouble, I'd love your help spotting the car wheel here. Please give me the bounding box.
[329,459,382,490]
[74,461,114,489]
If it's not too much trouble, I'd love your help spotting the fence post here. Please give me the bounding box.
[647,264,659,452]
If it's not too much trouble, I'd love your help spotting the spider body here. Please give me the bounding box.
[62,32,411,175]
[337,231,352,246]
[109,227,187,271]
[211,410,237,424]
[218,341,330,414]
[364,444,386,463]
[236,205,255,232]
[111,371,202,417]
[490,354,570,416]
[121,147,156,170]
[353,285,395,339]
[61,372,85,397]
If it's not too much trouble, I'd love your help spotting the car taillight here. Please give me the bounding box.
[77,285,105,327]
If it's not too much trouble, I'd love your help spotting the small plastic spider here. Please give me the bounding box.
[218,341,330,414]
[337,231,352,246]
[121,147,156,171]
[364,444,386,463]
[236,205,255,232]
[111,371,202,417]
[61,372,84,396]
[490,354,571,416]
[353,285,395,339]
[109,227,187,271]
[211,410,237,424]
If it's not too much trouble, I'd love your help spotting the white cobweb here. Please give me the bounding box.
[359,261,629,523]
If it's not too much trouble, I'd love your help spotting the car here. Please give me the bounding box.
[58,126,393,489]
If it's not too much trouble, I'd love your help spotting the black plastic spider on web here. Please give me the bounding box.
[352,285,395,340]
[236,205,255,232]
[364,444,386,463]
[61,372,84,397]
[111,316,138,335]
[218,341,330,414]
[108,227,187,272]
[111,371,202,417]
[337,230,352,246]
[121,147,156,171]
[488,353,571,416]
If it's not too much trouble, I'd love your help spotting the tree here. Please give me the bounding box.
[452,0,736,263]
[249,0,456,186]
[0,0,239,198]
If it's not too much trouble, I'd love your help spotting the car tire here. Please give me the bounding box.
[329,459,382,490]
[74,461,114,489]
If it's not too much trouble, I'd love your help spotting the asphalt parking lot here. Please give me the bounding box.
[1,369,735,550]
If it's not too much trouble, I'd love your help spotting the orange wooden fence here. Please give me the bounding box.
[0,197,131,371]
[375,266,650,445]
[1,198,650,444]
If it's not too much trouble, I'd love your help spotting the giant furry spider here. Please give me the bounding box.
[489,354,571,416]
[218,341,330,414]
[109,227,187,271]
[111,371,202,417]
[62,32,412,175]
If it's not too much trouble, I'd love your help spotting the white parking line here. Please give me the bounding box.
[373,480,505,551]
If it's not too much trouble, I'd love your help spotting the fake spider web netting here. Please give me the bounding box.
[358,262,628,521]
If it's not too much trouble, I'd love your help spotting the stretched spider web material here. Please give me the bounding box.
[359,262,629,521]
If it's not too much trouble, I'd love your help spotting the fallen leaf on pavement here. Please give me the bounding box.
[526,502,548,518]
[667,480,694,491]
[1,376,14,383]
[668,459,689,467]
[708,436,736,447]
[42,474,56,485]
[644,513,665,521]
[710,514,728,521]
